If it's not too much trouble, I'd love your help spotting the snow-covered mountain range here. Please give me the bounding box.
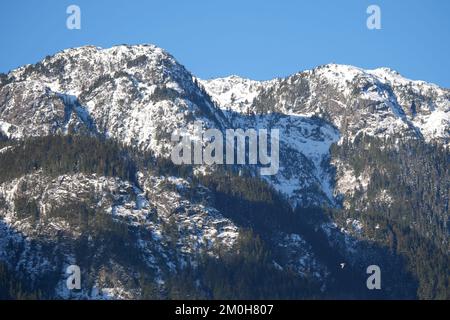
[201,64,449,145]
[0,44,448,299]
[1,45,448,207]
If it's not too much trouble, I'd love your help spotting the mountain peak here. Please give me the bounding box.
[1,44,448,149]
[0,44,227,153]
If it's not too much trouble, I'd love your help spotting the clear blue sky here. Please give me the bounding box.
[1,0,449,87]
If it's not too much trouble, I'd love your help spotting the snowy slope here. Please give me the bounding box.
[0,171,241,299]
[1,45,448,208]
[198,75,272,115]
[200,64,449,205]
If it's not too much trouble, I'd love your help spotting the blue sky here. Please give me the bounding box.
[1,0,449,87]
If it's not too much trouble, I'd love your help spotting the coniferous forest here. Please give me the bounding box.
[0,133,448,299]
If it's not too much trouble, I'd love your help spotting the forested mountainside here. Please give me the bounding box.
[0,45,448,299]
